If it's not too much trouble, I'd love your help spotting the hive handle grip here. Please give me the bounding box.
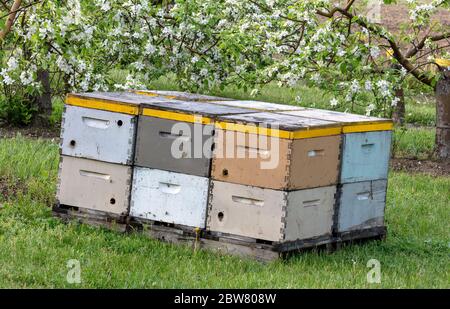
[232,196,264,207]
[159,182,181,194]
[159,131,190,141]
[79,170,111,181]
[302,199,321,207]
[307,149,325,157]
[356,191,371,201]
[82,116,110,129]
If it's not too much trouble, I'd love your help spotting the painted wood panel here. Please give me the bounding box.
[212,129,341,190]
[130,167,210,228]
[340,131,392,183]
[134,116,214,176]
[60,105,136,165]
[284,186,336,241]
[208,181,336,242]
[57,156,131,215]
[207,181,286,242]
[337,179,387,232]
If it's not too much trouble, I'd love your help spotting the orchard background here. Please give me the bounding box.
[0,0,449,288]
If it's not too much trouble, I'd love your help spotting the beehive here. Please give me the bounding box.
[57,156,132,215]
[212,112,342,190]
[336,179,388,233]
[130,167,210,228]
[61,92,174,164]
[207,181,336,242]
[134,101,257,177]
[278,109,393,183]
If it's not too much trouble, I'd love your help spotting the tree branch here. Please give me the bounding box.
[405,32,450,58]
[0,0,21,41]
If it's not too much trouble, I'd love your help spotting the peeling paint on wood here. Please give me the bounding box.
[130,167,210,228]
[336,179,387,233]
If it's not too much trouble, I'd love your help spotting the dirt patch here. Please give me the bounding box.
[0,124,60,140]
[0,175,27,201]
[390,158,450,177]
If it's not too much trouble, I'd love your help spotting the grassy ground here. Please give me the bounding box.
[0,136,448,288]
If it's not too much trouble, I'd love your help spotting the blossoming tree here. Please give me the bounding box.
[166,0,449,158]
[1,0,449,158]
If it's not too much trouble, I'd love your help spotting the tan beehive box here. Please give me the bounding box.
[57,156,132,216]
[212,112,342,190]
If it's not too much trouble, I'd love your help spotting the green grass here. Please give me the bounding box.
[393,127,435,159]
[0,136,448,288]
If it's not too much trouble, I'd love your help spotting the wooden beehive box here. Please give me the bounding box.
[134,101,257,177]
[212,112,342,190]
[336,179,388,233]
[130,167,210,228]
[207,181,336,242]
[57,156,132,216]
[62,92,172,165]
[279,109,393,184]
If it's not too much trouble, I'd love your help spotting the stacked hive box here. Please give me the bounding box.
[206,112,343,247]
[129,99,261,228]
[278,109,393,238]
[55,89,392,259]
[56,92,174,223]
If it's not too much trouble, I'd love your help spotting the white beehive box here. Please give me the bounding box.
[60,105,136,165]
[130,167,210,228]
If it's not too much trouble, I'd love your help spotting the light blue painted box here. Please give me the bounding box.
[336,179,387,233]
[340,131,392,184]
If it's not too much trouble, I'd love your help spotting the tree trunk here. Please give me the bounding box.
[33,69,52,126]
[392,87,405,125]
[435,70,450,160]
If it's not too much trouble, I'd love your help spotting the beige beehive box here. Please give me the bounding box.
[207,181,336,242]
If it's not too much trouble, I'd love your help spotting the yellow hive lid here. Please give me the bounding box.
[65,92,173,115]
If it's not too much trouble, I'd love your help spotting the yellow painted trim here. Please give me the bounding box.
[291,126,342,139]
[65,96,139,115]
[142,108,212,124]
[215,121,341,139]
[435,58,450,68]
[133,90,177,100]
[343,122,393,133]
[133,90,158,97]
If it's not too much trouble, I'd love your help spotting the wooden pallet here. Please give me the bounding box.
[53,208,387,262]
[52,203,128,232]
